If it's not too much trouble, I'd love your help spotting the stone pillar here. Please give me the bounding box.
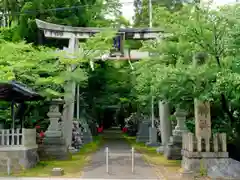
[41,99,69,160]
[62,36,78,149]
[146,97,160,147]
[164,108,188,159]
[156,100,171,153]
[146,126,160,146]
[194,99,211,151]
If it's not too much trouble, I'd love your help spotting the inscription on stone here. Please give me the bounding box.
[194,99,211,138]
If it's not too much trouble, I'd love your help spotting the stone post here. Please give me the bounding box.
[146,97,160,147]
[164,108,188,159]
[41,99,69,160]
[62,37,78,149]
[156,100,171,153]
[194,99,211,152]
[136,120,151,143]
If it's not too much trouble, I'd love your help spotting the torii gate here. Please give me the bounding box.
[35,19,163,149]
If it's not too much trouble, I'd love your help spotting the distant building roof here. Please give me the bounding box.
[0,81,44,103]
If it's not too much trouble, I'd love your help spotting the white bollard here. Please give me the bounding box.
[131,147,134,173]
[7,158,11,175]
[105,147,109,173]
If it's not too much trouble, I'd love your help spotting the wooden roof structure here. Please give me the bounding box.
[0,81,44,103]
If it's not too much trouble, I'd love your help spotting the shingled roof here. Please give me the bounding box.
[0,81,44,103]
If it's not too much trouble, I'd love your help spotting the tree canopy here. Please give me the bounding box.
[133,3,240,138]
[0,0,128,43]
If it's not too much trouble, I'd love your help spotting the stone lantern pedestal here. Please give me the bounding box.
[39,99,70,160]
[164,108,188,160]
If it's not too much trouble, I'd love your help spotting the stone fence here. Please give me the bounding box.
[0,128,36,147]
[182,132,227,153]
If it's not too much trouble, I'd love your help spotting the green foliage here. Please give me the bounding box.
[199,159,207,177]
[0,26,16,41]
[133,3,240,137]
[0,30,117,126]
[0,0,125,43]
[133,0,182,27]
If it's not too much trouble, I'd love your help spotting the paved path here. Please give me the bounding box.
[81,129,160,179]
[0,129,160,180]
[0,178,159,180]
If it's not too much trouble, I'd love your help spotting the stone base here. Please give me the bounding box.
[0,146,38,172]
[68,146,78,154]
[164,142,182,160]
[156,145,165,153]
[146,141,160,147]
[182,156,240,179]
[136,136,149,143]
[39,136,70,160]
[44,130,62,137]
[180,169,195,179]
[182,149,229,159]
[51,167,64,176]
[181,150,240,179]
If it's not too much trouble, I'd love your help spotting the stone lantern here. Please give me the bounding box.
[172,108,188,138]
[40,98,69,160]
[45,98,64,137]
[164,107,188,160]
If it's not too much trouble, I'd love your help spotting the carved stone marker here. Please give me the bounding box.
[181,99,231,178]
[136,120,150,143]
[194,99,211,151]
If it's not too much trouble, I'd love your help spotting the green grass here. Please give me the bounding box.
[7,136,104,177]
[123,134,181,172]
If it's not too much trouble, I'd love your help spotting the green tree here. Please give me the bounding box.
[133,0,182,27]
[0,29,117,126]
[0,0,124,43]
[133,3,240,136]
[0,30,117,97]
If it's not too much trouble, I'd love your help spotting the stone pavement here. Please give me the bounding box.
[81,129,160,179]
[0,178,159,180]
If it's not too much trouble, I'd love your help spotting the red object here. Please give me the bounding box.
[122,127,127,133]
[97,126,103,133]
[35,125,41,129]
[39,131,45,138]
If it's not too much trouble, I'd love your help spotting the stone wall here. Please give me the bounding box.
[0,147,39,172]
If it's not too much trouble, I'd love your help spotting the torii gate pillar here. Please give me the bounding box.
[62,37,79,149]
[36,20,80,148]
